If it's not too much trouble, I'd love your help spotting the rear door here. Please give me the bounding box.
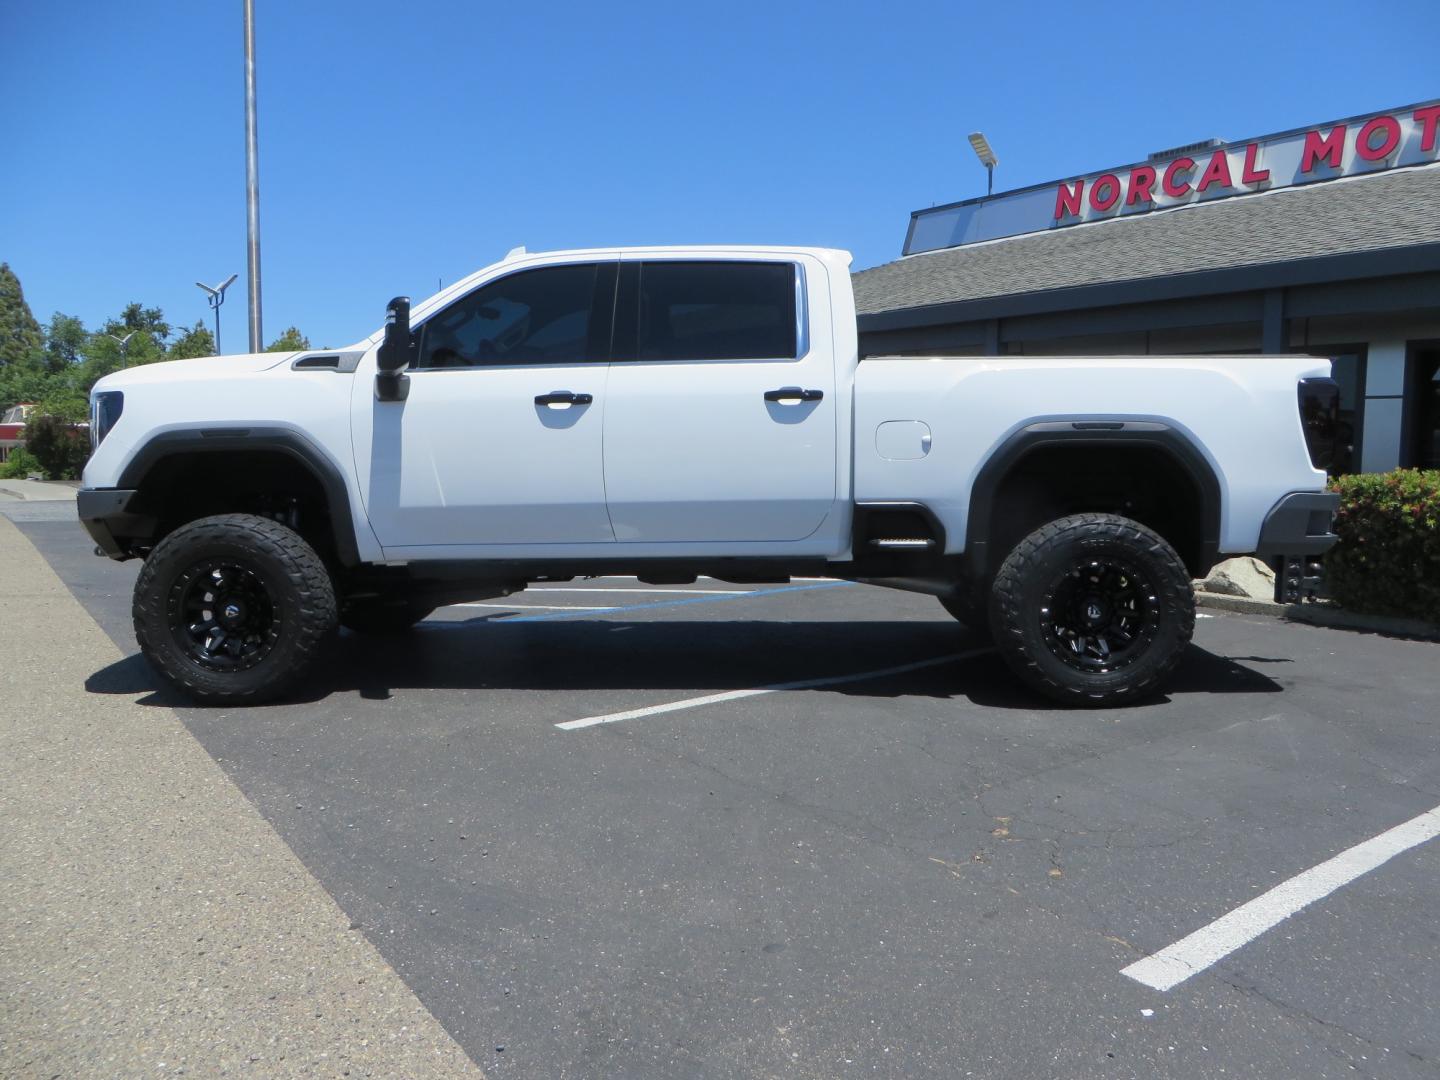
[601,256,837,544]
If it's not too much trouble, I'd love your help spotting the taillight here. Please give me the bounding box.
[1297,377,1338,471]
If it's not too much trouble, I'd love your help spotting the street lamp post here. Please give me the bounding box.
[968,131,998,196]
[243,0,264,352]
[196,274,239,354]
[105,331,136,368]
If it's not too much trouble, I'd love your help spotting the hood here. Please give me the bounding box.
[93,351,294,391]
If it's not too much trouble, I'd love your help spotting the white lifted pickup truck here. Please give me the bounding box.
[79,246,1340,706]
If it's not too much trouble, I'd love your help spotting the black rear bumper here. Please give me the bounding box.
[78,488,147,560]
[1255,491,1340,603]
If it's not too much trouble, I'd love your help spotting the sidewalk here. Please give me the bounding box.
[1196,590,1440,639]
[0,478,79,502]
[0,516,484,1079]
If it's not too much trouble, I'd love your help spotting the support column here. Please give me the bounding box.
[1360,340,1407,473]
[983,319,1001,357]
[1262,289,1286,354]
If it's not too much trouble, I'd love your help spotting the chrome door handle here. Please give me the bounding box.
[535,390,593,408]
[764,387,824,404]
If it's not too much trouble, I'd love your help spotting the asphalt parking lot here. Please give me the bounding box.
[10,505,1440,1079]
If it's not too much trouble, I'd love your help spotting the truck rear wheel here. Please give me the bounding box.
[132,514,337,705]
[989,513,1194,706]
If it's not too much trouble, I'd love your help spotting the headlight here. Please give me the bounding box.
[90,391,124,450]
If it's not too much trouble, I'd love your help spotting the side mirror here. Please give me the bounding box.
[375,295,413,401]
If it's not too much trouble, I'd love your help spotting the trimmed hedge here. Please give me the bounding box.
[1327,469,1440,623]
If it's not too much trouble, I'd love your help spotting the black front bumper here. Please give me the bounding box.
[1255,491,1340,603]
[77,488,147,560]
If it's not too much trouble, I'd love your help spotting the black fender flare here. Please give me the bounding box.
[117,426,363,567]
[964,419,1222,579]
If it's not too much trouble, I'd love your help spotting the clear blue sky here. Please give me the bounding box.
[3,1,1437,351]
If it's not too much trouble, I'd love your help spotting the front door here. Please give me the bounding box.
[353,260,617,550]
[602,257,837,544]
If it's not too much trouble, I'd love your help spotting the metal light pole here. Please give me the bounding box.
[105,332,136,368]
[243,0,263,351]
[968,131,998,195]
[197,274,239,354]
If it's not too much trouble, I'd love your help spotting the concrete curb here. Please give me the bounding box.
[1196,590,1440,640]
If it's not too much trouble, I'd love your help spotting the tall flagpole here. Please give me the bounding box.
[243,0,264,351]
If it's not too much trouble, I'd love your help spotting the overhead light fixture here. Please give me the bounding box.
[196,274,239,355]
[968,132,998,194]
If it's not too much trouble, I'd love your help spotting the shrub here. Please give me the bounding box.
[1327,469,1440,623]
[21,413,89,480]
[0,446,43,479]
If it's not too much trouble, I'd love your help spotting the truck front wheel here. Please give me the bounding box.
[132,514,337,705]
[989,514,1194,706]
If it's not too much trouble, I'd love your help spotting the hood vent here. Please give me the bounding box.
[290,351,363,372]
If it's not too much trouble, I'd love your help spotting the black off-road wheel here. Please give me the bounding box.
[339,598,435,635]
[132,514,337,705]
[989,514,1194,707]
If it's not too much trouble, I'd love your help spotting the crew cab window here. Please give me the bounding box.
[414,264,604,368]
[635,261,798,361]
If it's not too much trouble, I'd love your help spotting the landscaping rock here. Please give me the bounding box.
[1198,556,1275,599]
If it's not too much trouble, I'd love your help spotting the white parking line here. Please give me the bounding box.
[528,587,749,595]
[1123,802,1440,992]
[556,647,996,731]
[580,575,835,585]
[455,603,614,610]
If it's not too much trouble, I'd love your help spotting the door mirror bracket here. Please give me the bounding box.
[376,296,414,402]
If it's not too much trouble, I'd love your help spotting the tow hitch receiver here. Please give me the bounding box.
[1274,555,1327,604]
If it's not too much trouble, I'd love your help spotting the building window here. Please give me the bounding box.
[1411,345,1440,470]
[1328,352,1365,475]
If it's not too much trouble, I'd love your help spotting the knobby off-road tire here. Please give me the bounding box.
[133,513,337,705]
[339,599,435,635]
[988,513,1194,707]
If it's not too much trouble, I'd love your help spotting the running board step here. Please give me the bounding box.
[868,538,936,549]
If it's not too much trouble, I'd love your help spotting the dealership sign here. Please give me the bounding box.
[903,100,1440,256]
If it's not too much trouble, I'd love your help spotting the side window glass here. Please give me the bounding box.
[415,264,600,368]
[636,261,798,362]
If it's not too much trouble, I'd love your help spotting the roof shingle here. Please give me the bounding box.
[852,164,1440,316]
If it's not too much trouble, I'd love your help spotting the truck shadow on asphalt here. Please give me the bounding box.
[84,619,1283,711]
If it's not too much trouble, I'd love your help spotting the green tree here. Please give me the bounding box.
[22,412,88,480]
[116,302,171,341]
[0,263,45,370]
[95,316,166,367]
[43,312,88,373]
[266,326,311,352]
[78,333,127,388]
[168,321,216,360]
[37,385,88,423]
[0,446,43,480]
[0,362,62,415]
[78,303,172,387]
